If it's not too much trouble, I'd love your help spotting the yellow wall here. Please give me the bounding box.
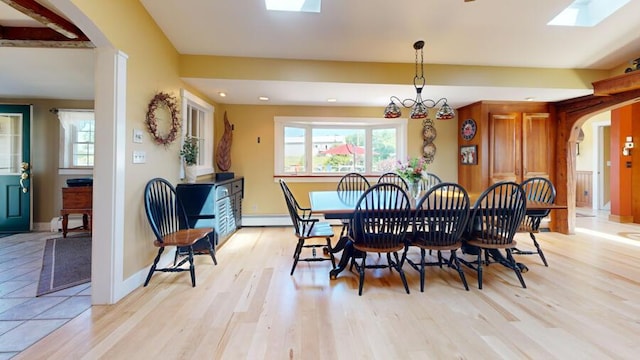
[71,0,216,277]
[576,111,610,172]
[216,104,458,216]
[181,55,609,89]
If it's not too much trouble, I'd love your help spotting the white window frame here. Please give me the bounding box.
[57,109,95,176]
[180,89,214,178]
[274,116,407,181]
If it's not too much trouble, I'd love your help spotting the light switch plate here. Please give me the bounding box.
[133,151,146,163]
[133,129,143,143]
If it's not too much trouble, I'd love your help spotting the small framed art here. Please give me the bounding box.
[460,145,477,165]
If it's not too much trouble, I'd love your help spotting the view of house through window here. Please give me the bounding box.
[57,109,94,171]
[275,117,407,176]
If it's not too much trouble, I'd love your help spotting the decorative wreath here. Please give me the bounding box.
[145,92,180,146]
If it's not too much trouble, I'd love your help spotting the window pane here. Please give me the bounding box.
[76,120,94,142]
[312,128,365,173]
[372,128,397,172]
[284,126,305,173]
[0,115,22,174]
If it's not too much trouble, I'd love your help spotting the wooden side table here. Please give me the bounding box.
[61,186,93,238]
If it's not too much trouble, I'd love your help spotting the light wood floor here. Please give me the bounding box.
[16,214,640,359]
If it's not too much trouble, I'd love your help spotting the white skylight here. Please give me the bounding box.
[265,0,321,13]
[548,0,630,27]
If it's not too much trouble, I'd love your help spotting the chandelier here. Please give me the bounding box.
[383,40,455,120]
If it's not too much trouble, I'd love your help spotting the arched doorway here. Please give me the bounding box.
[552,74,640,234]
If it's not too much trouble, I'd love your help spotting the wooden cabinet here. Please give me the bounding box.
[457,101,554,194]
[489,112,551,183]
[60,186,92,237]
[176,177,244,248]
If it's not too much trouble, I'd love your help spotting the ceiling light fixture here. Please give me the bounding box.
[383,40,455,120]
[327,98,337,103]
[218,92,227,97]
[258,96,270,101]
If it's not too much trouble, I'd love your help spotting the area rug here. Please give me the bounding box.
[37,235,91,296]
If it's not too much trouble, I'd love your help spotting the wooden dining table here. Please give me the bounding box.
[309,190,566,220]
[309,189,567,279]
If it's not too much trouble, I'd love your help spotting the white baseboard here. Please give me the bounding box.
[46,216,85,233]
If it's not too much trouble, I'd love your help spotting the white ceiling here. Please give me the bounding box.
[3,0,640,106]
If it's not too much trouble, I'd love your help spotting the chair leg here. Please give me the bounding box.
[144,247,165,287]
[188,246,196,287]
[290,239,304,275]
[206,234,217,265]
[396,251,410,294]
[357,253,367,296]
[326,237,336,269]
[450,251,469,291]
[530,233,548,266]
[477,252,483,289]
[419,248,426,292]
[506,249,526,289]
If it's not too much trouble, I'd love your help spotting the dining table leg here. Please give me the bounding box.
[329,237,360,279]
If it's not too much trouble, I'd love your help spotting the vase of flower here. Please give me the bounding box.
[396,157,427,199]
[408,179,422,200]
[180,136,199,183]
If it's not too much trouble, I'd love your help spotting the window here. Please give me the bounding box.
[181,89,214,177]
[57,109,94,174]
[274,117,407,177]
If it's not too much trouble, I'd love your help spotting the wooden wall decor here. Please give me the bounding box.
[216,111,233,171]
[422,118,437,163]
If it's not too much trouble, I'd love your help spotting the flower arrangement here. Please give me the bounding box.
[180,136,199,166]
[396,157,427,183]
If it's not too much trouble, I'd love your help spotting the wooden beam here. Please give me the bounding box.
[0,25,93,48]
[592,70,640,96]
[1,0,85,39]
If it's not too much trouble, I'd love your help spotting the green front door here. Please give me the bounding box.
[0,104,31,233]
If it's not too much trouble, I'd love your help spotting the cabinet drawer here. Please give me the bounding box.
[231,179,243,195]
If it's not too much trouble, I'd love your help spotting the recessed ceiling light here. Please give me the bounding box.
[525,97,535,101]
[218,92,227,97]
[548,0,630,27]
[265,0,321,13]
[258,96,270,101]
[327,98,337,103]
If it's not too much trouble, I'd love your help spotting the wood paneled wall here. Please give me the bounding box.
[575,171,592,207]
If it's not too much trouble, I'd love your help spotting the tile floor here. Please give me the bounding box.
[0,232,91,359]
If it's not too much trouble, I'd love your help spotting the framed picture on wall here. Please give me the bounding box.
[460,145,477,165]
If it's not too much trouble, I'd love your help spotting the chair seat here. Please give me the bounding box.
[466,238,517,249]
[353,243,405,253]
[154,228,213,247]
[298,222,334,239]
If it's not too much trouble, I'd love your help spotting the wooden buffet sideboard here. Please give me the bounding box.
[60,186,93,238]
[176,177,244,251]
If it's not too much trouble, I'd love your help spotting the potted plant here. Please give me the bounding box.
[180,136,199,183]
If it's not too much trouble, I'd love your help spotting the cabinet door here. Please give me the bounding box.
[489,113,521,183]
[522,113,550,180]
